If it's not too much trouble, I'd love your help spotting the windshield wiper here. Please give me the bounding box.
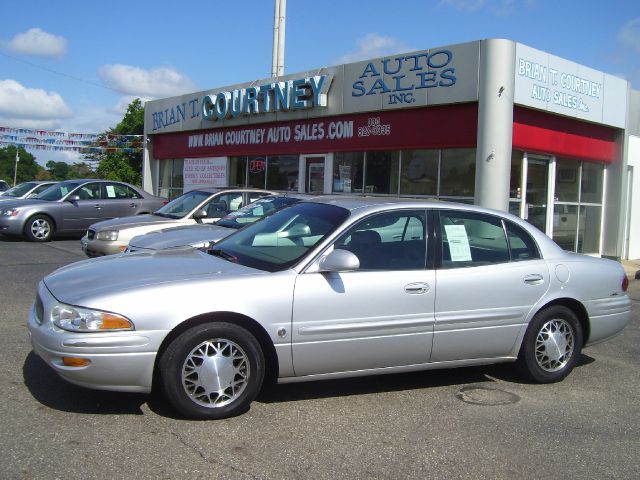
[210,248,238,263]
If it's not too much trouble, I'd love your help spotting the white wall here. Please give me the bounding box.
[626,135,640,260]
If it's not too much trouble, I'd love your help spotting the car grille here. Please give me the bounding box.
[87,229,96,240]
[34,294,44,325]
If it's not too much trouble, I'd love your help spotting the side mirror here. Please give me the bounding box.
[318,249,360,273]
[67,195,81,202]
[192,209,208,224]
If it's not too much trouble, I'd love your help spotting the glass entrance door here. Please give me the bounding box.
[306,157,325,194]
[524,159,549,233]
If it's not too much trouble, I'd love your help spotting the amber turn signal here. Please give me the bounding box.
[62,357,91,367]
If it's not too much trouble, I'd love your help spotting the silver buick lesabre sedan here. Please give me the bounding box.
[28,197,631,420]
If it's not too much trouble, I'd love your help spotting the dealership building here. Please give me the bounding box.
[143,38,640,260]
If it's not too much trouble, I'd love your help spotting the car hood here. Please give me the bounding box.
[43,248,261,304]
[90,214,181,231]
[129,224,234,250]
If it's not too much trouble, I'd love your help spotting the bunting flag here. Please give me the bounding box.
[0,126,143,154]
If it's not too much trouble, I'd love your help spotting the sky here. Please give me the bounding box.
[1,0,639,166]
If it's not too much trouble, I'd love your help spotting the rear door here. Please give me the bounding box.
[100,182,146,218]
[431,209,549,362]
[291,209,435,376]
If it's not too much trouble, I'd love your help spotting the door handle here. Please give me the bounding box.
[524,274,544,285]
[94,204,102,210]
[404,282,430,294]
[129,203,137,208]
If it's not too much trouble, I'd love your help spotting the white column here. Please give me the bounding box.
[474,39,516,212]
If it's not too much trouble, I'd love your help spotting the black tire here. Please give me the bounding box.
[159,322,265,420]
[24,214,54,242]
[518,305,583,383]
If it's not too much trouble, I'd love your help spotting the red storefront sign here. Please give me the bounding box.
[513,107,617,163]
[152,104,478,159]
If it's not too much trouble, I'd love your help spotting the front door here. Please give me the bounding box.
[305,157,325,194]
[292,209,434,376]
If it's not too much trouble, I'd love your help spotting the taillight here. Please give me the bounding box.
[622,275,629,292]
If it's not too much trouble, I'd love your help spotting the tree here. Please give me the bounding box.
[0,146,45,185]
[68,162,97,179]
[85,98,145,186]
[46,160,70,180]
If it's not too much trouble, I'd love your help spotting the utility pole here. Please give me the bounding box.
[13,148,19,186]
[271,0,286,77]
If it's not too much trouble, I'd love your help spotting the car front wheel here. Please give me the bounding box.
[24,215,54,242]
[159,322,265,419]
[519,305,583,383]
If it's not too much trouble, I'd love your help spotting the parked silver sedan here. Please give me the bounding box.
[126,194,307,253]
[0,179,165,242]
[82,188,275,257]
[27,198,631,420]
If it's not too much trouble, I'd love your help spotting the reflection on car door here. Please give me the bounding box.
[292,210,435,376]
[100,182,144,219]
[431,210,549,362]
[60,182,104,232]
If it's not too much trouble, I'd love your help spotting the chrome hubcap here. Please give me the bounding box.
[31,219,50,239]
[181,339,249,408]
[535,319,575,372]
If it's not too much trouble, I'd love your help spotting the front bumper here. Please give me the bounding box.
[81,236,127,257]
[0,215,25,236]
[27,282,167,393]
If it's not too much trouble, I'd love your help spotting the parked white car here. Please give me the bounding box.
[81,187,274,256]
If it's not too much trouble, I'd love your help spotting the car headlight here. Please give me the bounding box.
[51,302,134,332]
[0,208,19,217]
[96,230,119,241]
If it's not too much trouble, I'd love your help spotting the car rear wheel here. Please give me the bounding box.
[159,322,265,419]
[518,305,583,383]
[24,215,54,242]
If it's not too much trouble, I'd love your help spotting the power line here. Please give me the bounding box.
[0,51,118,93]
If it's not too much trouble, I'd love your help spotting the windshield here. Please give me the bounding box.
[35,181,84,201]
[216,196,302,229]
[154,190,212,219]
[210,202,350,272]
[2,182,37,197]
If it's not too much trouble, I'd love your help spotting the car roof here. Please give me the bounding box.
[190,187,276,194]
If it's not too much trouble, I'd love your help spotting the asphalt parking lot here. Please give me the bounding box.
[1,236,639,479]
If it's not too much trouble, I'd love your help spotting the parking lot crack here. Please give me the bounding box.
[169,431,259,479]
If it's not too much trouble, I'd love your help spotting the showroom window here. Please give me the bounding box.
[553,158,604,253]
[228,156,247,187]
[234,155,299,191]
[158,159,184,200]
[332,148,476,201]
[510,151,605,254]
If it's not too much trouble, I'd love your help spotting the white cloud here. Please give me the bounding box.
[98,64,197,98]
[111,95,152,116]
[618,18,640,54]
[337,34,412,64]
[4,28,67,57]
[0,79,72,124]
